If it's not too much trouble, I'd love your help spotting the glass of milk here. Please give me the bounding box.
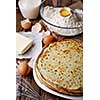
[18,0,41,19]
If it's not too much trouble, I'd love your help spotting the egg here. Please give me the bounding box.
[43,35,56,46]
[60,8,71,17]
[25,66,31,76]
[17,61,31,76]
[21,18,32,30]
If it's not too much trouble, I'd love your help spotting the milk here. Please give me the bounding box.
[18,0,41,19]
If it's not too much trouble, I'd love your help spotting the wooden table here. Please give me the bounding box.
[16,1,83,100]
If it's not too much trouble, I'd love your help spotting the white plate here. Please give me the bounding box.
[33,58,83,100]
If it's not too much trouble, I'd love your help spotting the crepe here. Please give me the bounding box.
[35,39,83,96]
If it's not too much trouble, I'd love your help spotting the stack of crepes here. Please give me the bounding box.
[35,39,83,96]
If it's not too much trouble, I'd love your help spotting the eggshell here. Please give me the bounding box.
[31,23,43,33]
[21,19,31,30]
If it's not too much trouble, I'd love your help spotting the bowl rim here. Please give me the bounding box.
[40,4,83,29]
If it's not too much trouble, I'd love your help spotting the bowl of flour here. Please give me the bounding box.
[40,4,83,36]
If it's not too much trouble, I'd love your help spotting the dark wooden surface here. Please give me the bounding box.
[16,1,83,100]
